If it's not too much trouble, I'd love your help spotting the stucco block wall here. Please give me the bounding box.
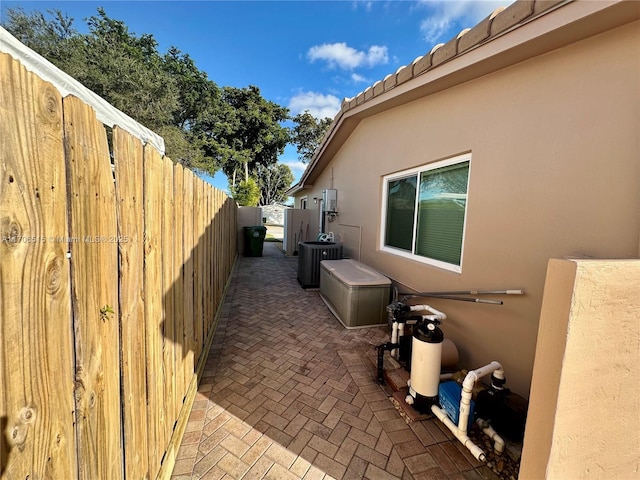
[519,259,640,479]
[237,206,262,254]
[304,20,640,397]
[283,208,312,257]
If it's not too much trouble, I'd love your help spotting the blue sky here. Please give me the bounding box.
[1,0,504,192]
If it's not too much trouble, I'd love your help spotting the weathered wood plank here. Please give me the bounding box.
[182,169,195,380]
[143,145,166,479]
[172,164,185,408]
[215,191,223,313]
[0,52,77,480]
[215,191,221,311]
[155,372,198,480]
[112,126,149,480]
[193,178,203,364]
[63,95,122,480]
[162,156,176,445]
[222,193,232,299]
[205,187,213,339]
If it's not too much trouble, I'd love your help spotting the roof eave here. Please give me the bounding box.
[293,0,638,193]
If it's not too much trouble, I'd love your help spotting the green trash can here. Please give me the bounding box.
[243,226,267,257]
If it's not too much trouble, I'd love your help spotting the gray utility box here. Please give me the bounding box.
[320,259,391,329]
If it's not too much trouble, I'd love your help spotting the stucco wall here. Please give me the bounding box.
[299,21,640,397]
[237,206,263,255]
[519,259,640,479]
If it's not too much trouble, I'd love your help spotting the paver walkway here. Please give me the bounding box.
[171,242,499,480]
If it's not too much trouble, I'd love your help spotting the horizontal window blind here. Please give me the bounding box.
[416,161,469,266]
[385,175,416,251]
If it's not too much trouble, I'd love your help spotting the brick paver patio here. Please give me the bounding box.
[171,242,500,479]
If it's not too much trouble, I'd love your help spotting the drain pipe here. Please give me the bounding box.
[390,321,405,359]
[390,321,399,358]
[431,404,487,461]
[477,418,505,455]
[432,361,505,462]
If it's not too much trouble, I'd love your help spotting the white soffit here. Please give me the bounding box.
[0,26,166,155]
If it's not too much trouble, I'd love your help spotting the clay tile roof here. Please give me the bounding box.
[339,0,564,117]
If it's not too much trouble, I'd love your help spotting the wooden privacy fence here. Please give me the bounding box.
[0,52,237,479]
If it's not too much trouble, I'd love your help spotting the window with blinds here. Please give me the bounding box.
[381,154,471,273]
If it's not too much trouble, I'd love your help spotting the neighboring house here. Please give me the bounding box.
[261,203,289,225]
[287,0,639,405]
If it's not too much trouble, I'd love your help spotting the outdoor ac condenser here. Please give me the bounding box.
[297,241,343,289]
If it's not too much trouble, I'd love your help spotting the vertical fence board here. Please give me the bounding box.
[1,50,239,480]
[143,145,166,478]
[193,179,203,364]
[191,177,202,365]
[63,95,122,480]
[172,165,185,407]
[201,183,209,341]
[162,157,176,444]
[212,192,220,311]
[200,185,207,342]
[0,53,76,480]
[226,196,232,294]
[182,170,195,382]
[112,127,149,480]
[205,188,213,338]
[216,192,224,309]
[227,198,235,277]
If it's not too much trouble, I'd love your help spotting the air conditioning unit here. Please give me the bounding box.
[297,241,343,288]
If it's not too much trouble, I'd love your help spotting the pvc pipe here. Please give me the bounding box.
[390,322,398,358]
[432,405,486,462]
[408,304,446,321]
[462,362,504,390]
[460,362,503,434]
[432,361,504,462]
[393,322,405,360]
[477,418,505,455]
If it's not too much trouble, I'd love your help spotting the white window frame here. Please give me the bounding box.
[380,153,471,273]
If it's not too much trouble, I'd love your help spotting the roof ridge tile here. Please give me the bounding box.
[340,0,565,114]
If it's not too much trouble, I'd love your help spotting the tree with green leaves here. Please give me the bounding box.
[255,163,294,205]
[2,7,292,184]
[3,7,77,64]
[208,86,290,188]
[290,111,333,164]
[230,178,261,207]
[159,46,222,170]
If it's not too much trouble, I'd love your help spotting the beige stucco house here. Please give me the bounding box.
[288,1,639,476]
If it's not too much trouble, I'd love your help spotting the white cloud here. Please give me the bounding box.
[351,1,373,12]
[281,160,308,174]
[351,73,369,84]
[307,42,389,70]
[417,0,504,45]
[288,91,341,119]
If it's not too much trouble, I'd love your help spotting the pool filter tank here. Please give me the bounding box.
[407,320,444,408]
